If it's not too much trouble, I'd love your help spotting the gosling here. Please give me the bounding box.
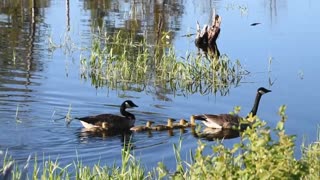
[188,115,196,127]
[130,121,154,132]
[152,118,175,131]
[87,122,108,133]
[173,119,189,129]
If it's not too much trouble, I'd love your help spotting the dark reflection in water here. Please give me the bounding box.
[0,0,49,65]
[81,0,184,43]
[77,128,132,145]
[265,0,287,25]
[199,128,240,141]
[196,43,220,59]
[0,0,50,116]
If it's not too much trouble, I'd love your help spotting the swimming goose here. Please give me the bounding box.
[152,118,175,131]
[130,121,154,132]
[75,100,138,131]
[193,87,271,129]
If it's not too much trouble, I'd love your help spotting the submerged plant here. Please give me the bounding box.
[15,104,22,123]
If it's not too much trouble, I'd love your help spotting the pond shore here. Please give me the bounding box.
[2,108,319,179]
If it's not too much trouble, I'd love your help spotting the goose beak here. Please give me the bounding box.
[264,89,272,93]
[129,102,138,107]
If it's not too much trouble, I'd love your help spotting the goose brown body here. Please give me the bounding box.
[193,87,271,129]
[193,114,241,129]
[76,100,138,131]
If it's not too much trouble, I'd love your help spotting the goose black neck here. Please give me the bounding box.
[120,106,135,119]
[249,92,263,116]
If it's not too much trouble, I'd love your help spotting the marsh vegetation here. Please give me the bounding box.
[79,30,248,96]
[1,107,319,179]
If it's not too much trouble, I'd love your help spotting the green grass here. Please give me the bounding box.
[79,30,248,96]
[47,27,249,95]
[1,106,320,179]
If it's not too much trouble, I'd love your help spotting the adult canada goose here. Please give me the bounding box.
[75,100,138,131]
[130,121,154,132]
[152,118,175,131]
[173,119,189,129]
[193,87,271,129]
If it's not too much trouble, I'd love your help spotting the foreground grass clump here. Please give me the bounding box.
[1,106,319,179]
[172,106,309,179]
[1,147,147,180]
[80,30,248,95]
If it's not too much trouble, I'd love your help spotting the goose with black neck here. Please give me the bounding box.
[193,87,271,129]
[75,100,138,131]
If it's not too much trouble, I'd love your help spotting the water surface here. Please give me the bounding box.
[1,0,320,170]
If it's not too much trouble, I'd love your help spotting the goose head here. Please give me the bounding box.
[257,87,271,95]
[123,100,138,108]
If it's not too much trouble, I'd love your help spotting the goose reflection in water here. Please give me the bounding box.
[77,128,133,147]
[198,128,240,141]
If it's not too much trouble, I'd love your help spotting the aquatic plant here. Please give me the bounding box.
[80,29,248,96]
[1,106,319,179]
[15,104,22,123]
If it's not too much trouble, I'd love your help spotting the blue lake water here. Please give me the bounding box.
[1,0,320,170]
